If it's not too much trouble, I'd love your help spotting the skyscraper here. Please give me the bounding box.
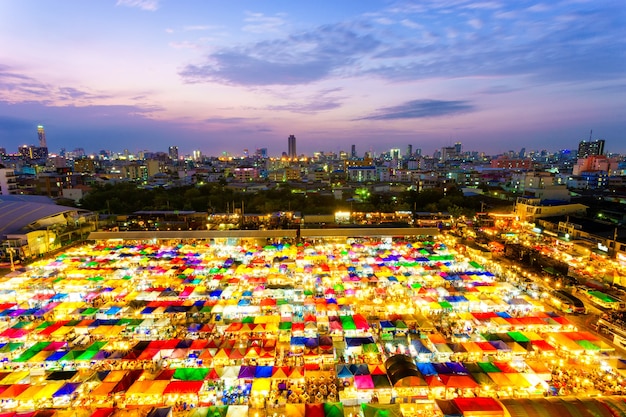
[287,135,297,159]
[351,144,357,158]
[168,146,179,161]
[577,139,605,158]
[37,125,47,148]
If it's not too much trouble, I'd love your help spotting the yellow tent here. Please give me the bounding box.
[1,370,30,385]
[126,380,169,400]
[251,378,271,394]
[90,382,117,399]
[28,350,52,362]
[32,381,66,400]
[103,370,128,382]
[16,384,47,402]
[486,372,515,387]
[286,404,305,417]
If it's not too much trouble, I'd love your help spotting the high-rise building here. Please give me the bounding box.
[351,144,357,158]
[255,148,268,158]
[168,146,179,161]
[192,150,202,161]
[454,141,462,155]
[287,135,297,159]
[390,148,401,160]
[37,125,47,148]
[577,139,605,158]
[406,144,413,158]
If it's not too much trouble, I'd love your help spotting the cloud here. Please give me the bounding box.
[266,88,344,114]
[358,99,475,120]
[179,23,381,86]
[204,117,254,124]
[115,0,159,11]
[183,25,214,31]
[242,12,287,34]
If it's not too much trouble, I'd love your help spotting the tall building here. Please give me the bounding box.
[351,144,357,158]
[168,146,179,161]
[37,125,47,148]
[287,135,297,159]
[406,144,413,158]
[255,148,268,158]
[577,139,605,158]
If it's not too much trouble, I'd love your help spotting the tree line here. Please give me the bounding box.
[77,182,509,216]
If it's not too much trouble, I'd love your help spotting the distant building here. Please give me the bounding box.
[577,139,605,158]
[287,135,297,159]
[37,125,47,148]
[347,166,378,182]
[74,158,97,174]
[19,145,48,161]
[0,168,18,195]
[491,155,532,170]
[233,166,259,182]
[440,146,457,161]
[255,148,268,159]
[572,155,619,176]
[514,197,587,222]
[168,146,179,161]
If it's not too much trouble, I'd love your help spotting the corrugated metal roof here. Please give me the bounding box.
[0,196,85,236]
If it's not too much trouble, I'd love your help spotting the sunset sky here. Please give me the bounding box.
[0,0,624,157]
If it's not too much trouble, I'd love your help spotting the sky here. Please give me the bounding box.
[0,0,625,157]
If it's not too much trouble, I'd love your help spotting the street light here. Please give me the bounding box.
[7,247,16,272]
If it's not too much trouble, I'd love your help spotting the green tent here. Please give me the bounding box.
[361,403,402,417]
[278,322,292,330]
[76,349,100,361]
[339,316,356,331]
[13,349,39,362]
[86,341,108,351]
[438,301,453,310]
[362,343,379,354]
[0,342,23,353]
[576,340,600,351]
[471,372,494,386]
[324,402,345,417]
[173,367,210,381]
[507,331,530,343]
[394,320,408,329]
[469,261,483,269]
[478,362,500,373]
[81,307,99,316]
[60,350,85,361]
[35,321,55,330]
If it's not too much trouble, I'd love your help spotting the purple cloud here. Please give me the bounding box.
[359,99,475,120]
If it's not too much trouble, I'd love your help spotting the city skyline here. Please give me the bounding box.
[0,1,625,156]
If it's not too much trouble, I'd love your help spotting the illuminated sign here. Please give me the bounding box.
[598,243,609,252]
